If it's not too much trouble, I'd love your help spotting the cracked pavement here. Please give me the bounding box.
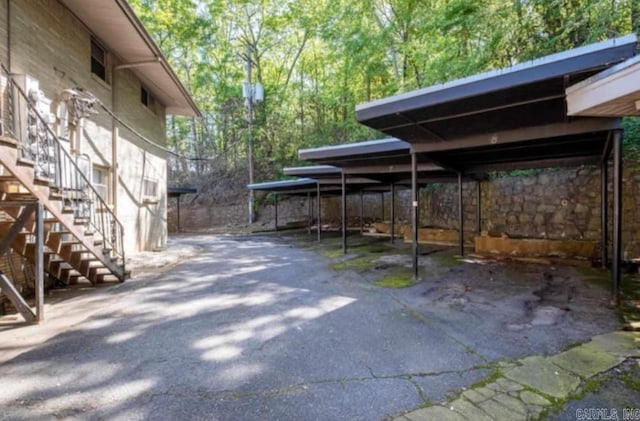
[0,234,636,420]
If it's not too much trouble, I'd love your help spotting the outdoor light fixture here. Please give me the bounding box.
[242,81,264,105]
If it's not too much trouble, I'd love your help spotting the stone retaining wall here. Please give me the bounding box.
[178,165,640,258]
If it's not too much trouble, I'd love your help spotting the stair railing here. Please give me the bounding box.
[0,63,124,277]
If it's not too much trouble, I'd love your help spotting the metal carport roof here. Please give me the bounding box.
[297,138,458,184]
[355,34,637,157]
[355,34,639,303]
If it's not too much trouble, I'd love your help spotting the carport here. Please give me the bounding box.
[284,163,402,243]
[355,34,639,302]
[247,178,320,234]
[248,174,381,239]
[298,138,481,257]
[168,187,197,233]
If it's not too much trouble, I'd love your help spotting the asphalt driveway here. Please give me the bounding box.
[0,233,630,420]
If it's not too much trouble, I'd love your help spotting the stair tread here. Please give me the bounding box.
[16,158,35,167]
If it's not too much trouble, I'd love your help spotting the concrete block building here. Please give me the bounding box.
[0,0,199,317]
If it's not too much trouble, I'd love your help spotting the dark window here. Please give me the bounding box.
[141,86,156,112]
[141,86,149,106]
[91,38,106,81]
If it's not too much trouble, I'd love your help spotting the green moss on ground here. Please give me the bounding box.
[621,363,640,392]
[432,254,465,268]
[331,255,378,271]
[576,267,610,290]
[374,270,416,288]
[322,249,345,259]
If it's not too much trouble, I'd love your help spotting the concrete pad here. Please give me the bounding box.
[491,393,527,415]
[404,406,468,421]
[504,356,581,399]
[487,378,524,393]
[479,397,526,420]
[587,331,640,358]
[461,389,489,404]
[519,390,551,406]
[450,398,494,421]
[410,368,491,403]
[550,344,622,378]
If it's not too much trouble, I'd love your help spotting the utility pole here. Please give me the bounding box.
[246,43,255,224]
[243,43,263,224]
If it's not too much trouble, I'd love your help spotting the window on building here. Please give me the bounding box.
[92,166,110,203]
[91,38,107,82]
[143,177,158,199]
[140,86,156,112]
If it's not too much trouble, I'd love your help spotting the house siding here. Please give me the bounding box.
[1,0,168,254]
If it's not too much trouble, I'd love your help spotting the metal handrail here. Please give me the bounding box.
[1,63,124,273]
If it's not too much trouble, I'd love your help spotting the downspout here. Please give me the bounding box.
[111,66,118,214]
[6,0,10,72]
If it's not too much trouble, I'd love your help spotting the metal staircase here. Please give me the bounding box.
[0,64,126,321]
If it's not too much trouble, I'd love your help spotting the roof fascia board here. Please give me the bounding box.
[298,138,408,161]
[247,178,317,190]
[283,165,341,176]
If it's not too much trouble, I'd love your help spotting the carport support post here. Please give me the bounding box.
[359,190,364,234]
[390,183,396,244]
[381,193,385,221]
[176,195,181,233]
[612,129,623,304]
[35,202,44,322]
[307,192,311,235]
[316,183,321,242]
[411,152,419,280]
[476,181,482,235]
[342,172,347,254]
[274,194,278,232]
[458,172,464,256]
[601,159,608,268]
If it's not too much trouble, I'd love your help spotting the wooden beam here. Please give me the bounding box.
[0,203,35,255]
[0,272,35,323]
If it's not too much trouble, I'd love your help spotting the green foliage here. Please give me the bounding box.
[129,0,640,186]
[623,117,640,163]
